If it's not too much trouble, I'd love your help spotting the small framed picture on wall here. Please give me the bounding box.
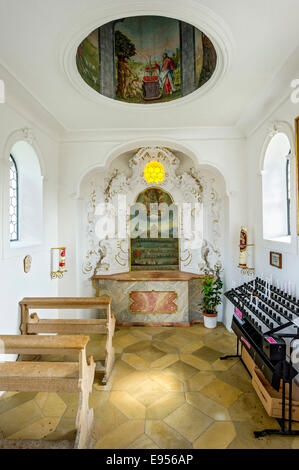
[296,116,299,235]
[270,251,282,269]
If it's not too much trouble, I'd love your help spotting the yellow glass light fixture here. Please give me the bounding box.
[144,161,165,184]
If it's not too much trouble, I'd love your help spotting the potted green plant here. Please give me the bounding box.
[202,269,223,328]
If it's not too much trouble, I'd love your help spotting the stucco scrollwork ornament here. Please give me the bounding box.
[104,169,130,203]
[83,182,110,276]
[198,239,222,276]
[210,178,222,241]
[177,167,204,203]
[196,177,223,274]
[128,146,180,189]
[82,240,109,275]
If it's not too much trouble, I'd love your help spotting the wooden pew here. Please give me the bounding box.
[0,335,95,449]
[19,297,115,384]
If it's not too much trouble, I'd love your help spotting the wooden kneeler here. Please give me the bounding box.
[0,335,95,449]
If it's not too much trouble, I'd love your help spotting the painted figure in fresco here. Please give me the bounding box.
[155,53,176,95]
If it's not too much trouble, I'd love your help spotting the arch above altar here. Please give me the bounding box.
[79,145,226,323]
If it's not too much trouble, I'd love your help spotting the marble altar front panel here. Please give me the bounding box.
[93,273,203,324]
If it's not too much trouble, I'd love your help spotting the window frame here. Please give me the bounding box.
[286,154,291,237]
[9,154,19,242]
[260,126,298,256]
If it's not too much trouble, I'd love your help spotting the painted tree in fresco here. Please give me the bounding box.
[115,30,137,97]
[198,33,217,87]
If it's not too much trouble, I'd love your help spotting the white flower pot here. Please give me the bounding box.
[203,314,217,329]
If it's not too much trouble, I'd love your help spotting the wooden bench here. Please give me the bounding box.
[19,297,115,384]
[0,335,95,449]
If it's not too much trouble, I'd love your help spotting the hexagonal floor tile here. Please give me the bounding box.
[130,379,166,407]
[145,420,191,449]
[186,392,231,421]
[164,360,198,381]
[192,346,223,363]
[193,422,236,449]
[200,379,242,408]
[164,402,212,442]
[146,392,185,420]
[135,345,165,363]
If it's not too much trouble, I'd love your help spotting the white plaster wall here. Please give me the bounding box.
[246,98,299,297]
[0,103,59,338]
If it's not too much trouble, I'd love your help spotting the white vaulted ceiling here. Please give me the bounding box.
[0,0,299,134]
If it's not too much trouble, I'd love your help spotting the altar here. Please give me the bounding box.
[92,271,204,326]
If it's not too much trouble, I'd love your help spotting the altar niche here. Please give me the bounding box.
[130,187,179,271]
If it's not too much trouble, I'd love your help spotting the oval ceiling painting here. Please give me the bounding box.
[76,16,217,104]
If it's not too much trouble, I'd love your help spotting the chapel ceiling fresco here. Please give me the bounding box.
[76,16,217,104]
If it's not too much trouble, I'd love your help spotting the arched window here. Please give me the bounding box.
[9,141,43,247]
[9,155,19,241]
[262,132,291,241]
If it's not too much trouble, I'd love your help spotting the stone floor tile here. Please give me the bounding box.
[122,353,149,370]
[164,334,197,349]
[124,340,152,353]
[164,402,212,442]
[89,390,110,409]
[150,354,179,370]
[152,340,179,354]
[127,433,160,449]
[109,391,146,419]
[46,417,76,441]
[0,392,18,401]
[149,371,184,391]
[215,362,253,393]
[58,393,79,418]
[130,379,166,407]
[94,402,128,439]
[188,325,214,337]
[180,354,211,371]
[192,346,222,363]
[0,400,43,437]
[201,379,242,408]
[128,329,152,341]
[113,334,140,349]
[186,392,231,421]
[35,393,67,417]
[146,392,185,420]
[8,417,60,440]
[193,422,236,449]
[164,360,198,381]
[179,341,204,354]
[109,370,149,391]
[135,345,164,362]
[229,392,276,428]
[145,420,191,449]
[0,392,37,415]
[185,371,216,391]
[95,420,144,449]
[211,357,238,371]
[152,331,177,342]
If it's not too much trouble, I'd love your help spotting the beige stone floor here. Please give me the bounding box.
[0,323,298,449]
